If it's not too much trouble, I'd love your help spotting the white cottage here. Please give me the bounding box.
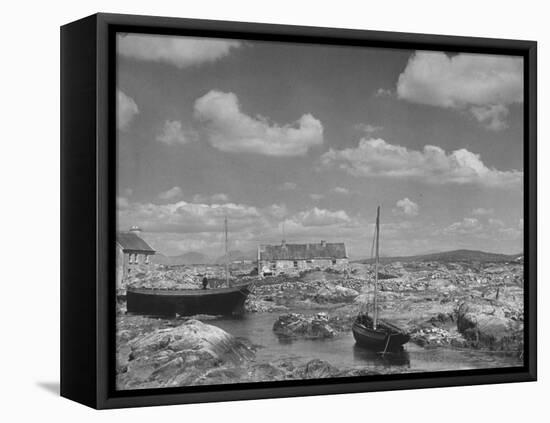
[258,240,348,276]
[116,226,156,288]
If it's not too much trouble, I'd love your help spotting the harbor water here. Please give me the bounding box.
[209,311,521,374]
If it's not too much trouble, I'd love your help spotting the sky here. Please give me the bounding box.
[116,33,524,259]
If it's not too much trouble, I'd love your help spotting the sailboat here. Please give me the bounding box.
[352,206,410,351]
[127,216,253,316]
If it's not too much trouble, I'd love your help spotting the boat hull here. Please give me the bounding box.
[126,283,252,316]
[352,317,410,351]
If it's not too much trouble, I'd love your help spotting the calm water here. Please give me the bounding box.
[209,311,521,373]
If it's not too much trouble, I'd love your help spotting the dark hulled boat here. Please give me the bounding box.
[352,206,410,352]
[352,314,410,351]
[126,216,253,316]
[126,282,253,316]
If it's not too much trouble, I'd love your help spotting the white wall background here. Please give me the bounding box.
[1,0,546,420]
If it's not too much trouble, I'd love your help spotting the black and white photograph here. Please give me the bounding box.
[114,31,526,391]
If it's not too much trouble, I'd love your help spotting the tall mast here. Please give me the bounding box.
[373,205,380,330]
[225,215,230,287]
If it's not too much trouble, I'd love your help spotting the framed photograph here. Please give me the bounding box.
[61,13,536,409]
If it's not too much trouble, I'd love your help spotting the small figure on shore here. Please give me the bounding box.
[202,276,209,290]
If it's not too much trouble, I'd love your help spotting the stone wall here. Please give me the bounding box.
[259,258,349,276]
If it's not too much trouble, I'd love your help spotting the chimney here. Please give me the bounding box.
[281,239,287,248]
[129,225,142,236]
[320,240,326,247]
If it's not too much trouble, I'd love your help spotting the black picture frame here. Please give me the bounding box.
[60,12,537,409]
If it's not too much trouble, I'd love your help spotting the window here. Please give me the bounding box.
[271,261,276,269]
[145,255,149,264]
[128,253,134,264]
[293,261,298,268]
[332,259,337,265]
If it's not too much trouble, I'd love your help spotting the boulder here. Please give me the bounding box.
[297,359,341,379]
[314,284,359,303]
[117,319,254,389]
[273,313,337,339]
[456,300,523,351]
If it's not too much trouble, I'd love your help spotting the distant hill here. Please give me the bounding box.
[355,249,522,264]
[214,250,256,264]
[152,252,210,265]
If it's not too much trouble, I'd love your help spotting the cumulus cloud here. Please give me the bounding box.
[118,33,241,68]
[119,198,261,234]
[158,186,183,200]
[375,88,393,98]
[332,187,350,195]
[355,123,383,134]
[194,90,324,156]
[294,207,350,227]
[393,198,419,217]
[488,218,505,227]
[279,182,297,191]
[443,217,482,235]
[156,120,198,145]
[397,51,523,130]
[441,216,522,242]
[117,90,139,130]
[320,138,522,188]
[469,104,510,131]
[192,193,229,203]
[472,207,494,216]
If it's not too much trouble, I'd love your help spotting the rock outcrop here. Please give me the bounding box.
[456,300,523,352]
[314,284,359,303]
[273,313,340,339]
[117,319,254,390]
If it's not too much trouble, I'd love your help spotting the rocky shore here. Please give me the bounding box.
[116,316,385,389]
[117,260,524,389]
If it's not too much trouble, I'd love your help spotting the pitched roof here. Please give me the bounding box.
[259,242,347,261]
[116,232,156,253]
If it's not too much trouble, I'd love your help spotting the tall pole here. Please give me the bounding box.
[373,205,380,330]
[225,215,230,287]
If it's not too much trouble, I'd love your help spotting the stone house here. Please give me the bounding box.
[116,226,156,288]
[258,240,348,276]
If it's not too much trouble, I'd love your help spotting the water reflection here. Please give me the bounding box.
[353,344,411,368]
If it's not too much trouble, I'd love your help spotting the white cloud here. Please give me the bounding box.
[119,198,261,234]
[397,51,523,130]
[294,207,350,227]
[472,207,494,216]
[192,193,229,203]
[118,33,241,68]
[355,123,383,134]
[158,186,183,200]
[194,90,324,156]
[332,187,350,195]
[375,88,393,98]
[279,182,297,191]
[470,104,509,131]
[488,218,505,227]
[117,90,139,130]
[320,138,522,188]
[393,198,419,217]
[156,120,198,145]
[211,193,229,203]
[443,217,482,235]
[265,204,288,219]
[441,216,522,242]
